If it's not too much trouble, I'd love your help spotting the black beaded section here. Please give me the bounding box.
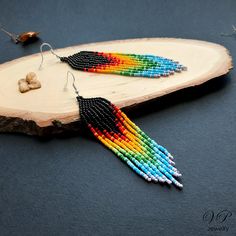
[60,51,111,71]
[77,96,119,133]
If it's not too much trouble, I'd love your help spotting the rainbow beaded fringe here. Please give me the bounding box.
[61,51,187,78]
[78,96,183,188]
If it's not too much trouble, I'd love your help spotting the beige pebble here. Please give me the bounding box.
[26,72,37,83]
[28,80,41,89]
[18,72,41,93]
[18,79,30,93]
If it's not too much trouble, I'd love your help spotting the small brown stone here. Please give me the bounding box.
[28,80,41,89]
[19,72,41,93]
[18,79,30,93]
[26,72,37,83]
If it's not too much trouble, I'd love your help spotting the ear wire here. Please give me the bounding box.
[64,71,79,95]
[39,42,61,70]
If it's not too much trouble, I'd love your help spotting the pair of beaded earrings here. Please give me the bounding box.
[39,43,184,188]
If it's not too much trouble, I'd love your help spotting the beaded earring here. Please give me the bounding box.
[65,71,183,188]
[40,43,187,78]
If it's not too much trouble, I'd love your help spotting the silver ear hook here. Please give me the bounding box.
[64,71,79,95]
[39,42,61,70]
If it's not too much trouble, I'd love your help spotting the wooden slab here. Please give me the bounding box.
[0,38,232,135]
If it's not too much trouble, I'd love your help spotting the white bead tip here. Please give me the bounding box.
[169,160,175,166]
[168,154,174,160]
[165,179,172,185]
[173,172,182,177]
[174,180,183,188]
[151,176,158,182]
[158,177,165,183]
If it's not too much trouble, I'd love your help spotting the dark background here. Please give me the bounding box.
[0,0,235,235]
